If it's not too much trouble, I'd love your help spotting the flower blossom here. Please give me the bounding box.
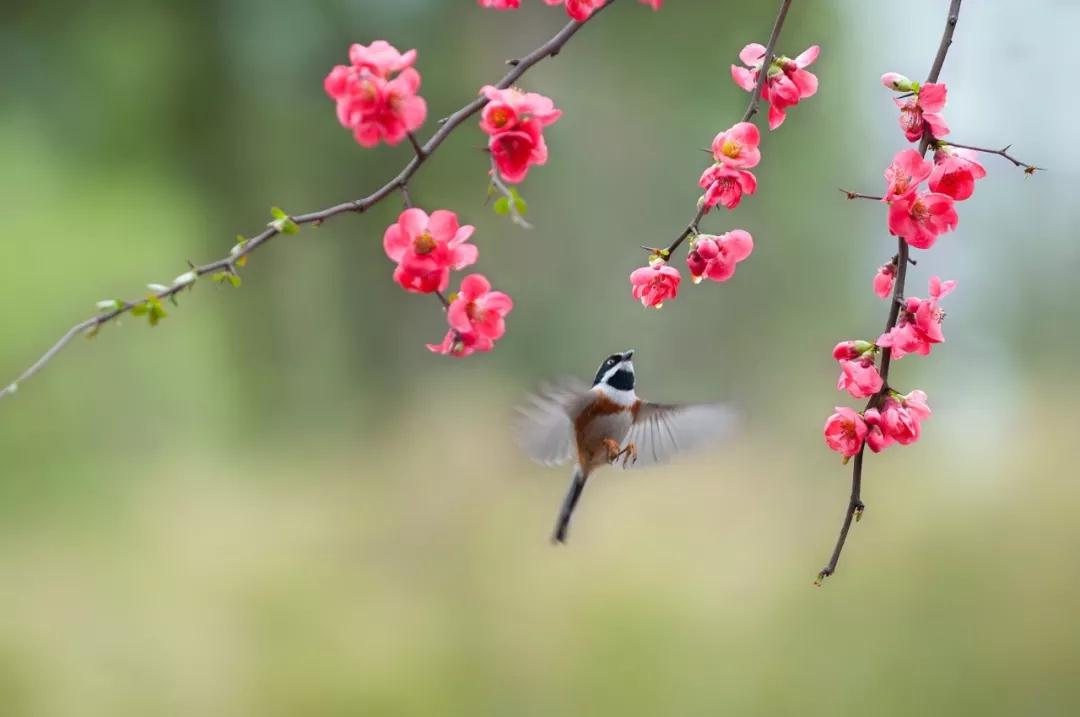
[863,391,932,452]
[896,82,949,142]
[873,262,896,299]
[325,41,428,147]
[824,407,867,458]
[877,276,956,359]
[686,231,753,283]
[540,0,661,21]
[711,122,761,169]
[929,145,986,201]
[479,85,561,183]
[831,340,882,399]
[630,262,681,308]
[383,209,478,293]
[699,165,757,211]
[428,274,513,358]
[447,274,513,343]
[731,43,820,130]
[884,149,932,202]
[887,191,958,250]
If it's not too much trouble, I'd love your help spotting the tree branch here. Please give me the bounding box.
[0,1,617,401]
[938,140,1043,173]
[816,0,963,586]
[660,0,792,259]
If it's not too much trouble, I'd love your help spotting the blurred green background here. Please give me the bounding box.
[3,0,1079,714]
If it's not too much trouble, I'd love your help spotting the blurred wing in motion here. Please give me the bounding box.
[513,377,590,467]
[621,402,739,469]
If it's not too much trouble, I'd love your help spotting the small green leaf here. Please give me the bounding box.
[226,274,242,288]
[211,271,228,283]
[269,207,299,234]
[512,197,528,216]
[130,301,148,316]
[493,197,510,215]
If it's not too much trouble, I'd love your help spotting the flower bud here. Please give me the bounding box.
[880,72,914,92]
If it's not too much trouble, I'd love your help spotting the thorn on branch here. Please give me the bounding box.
[506,59,520,66]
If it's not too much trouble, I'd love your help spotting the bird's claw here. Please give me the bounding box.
[602,438,622,463]
[621,442,638,467]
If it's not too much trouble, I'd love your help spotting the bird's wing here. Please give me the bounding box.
[620,401,739,469]
[513,377,591,467]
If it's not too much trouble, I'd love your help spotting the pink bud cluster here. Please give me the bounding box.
[823,70,991,458]
[324,41,428,147]
[479,0,661,21]
[628,42,820,309]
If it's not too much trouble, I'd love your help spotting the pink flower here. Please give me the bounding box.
[896,82,949,142]
[873,262,896,299]
[699,165,757,211]
[711,122,761,169]
[887,191,958,250]
[426,329,491,359]
[346,41,417,77]
[479,86,560,183]
[877,277,956,358]
[383,208,478,293]
[686,230,754,283]
[929,146,987,201]
[879,391,932,445]
[824,407,867,458]
[880,72,914,92]
[478,0,521,8]
[447,274,513,342]
[541,0,659,19]
[325,42,427,148]
[731,43,820,130]
[884,149,932,202]
[862,409,893,453]
[542,0,605,21]
[630,262,681,308]
[836,359,884,399]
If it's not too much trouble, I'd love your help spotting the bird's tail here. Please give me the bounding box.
[552,467,588,544]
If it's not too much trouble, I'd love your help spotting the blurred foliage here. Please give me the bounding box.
[1,0,1079,714]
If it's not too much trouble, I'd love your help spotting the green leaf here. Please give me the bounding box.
[512,197,528,216]
[130,302,148,316]
[211,271,228,283]
[493,197,510,216]
[226,274,242,288]
[270,207,299,234]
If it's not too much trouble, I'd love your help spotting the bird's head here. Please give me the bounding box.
[592,349,636,397]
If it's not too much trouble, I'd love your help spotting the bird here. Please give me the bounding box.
[514,350,738,543]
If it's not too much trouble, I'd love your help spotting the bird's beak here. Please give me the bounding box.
[622,349,635,360]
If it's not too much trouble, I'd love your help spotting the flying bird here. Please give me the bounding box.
[514,350,737,543]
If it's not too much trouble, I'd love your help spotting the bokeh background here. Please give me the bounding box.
[3,0,1079,714]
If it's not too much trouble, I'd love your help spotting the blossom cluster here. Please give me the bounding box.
[383,208,513,358]
[324,41,427,148]
[479,0,661,21]
[628,42,819,310]
[823,70,988,457]
[480,85,561,184]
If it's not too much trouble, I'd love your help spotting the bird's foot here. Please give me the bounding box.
[602,438,622,463]
[620,442,638,467]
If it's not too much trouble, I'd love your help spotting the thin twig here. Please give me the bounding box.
[817,0,964,586]
[0,1,617,401]
[660,0,793,259]
[839,189,885,201]
[938,140,1043,173]
[488,157,533,230]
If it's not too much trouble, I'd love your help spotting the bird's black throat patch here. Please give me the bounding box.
[606,369,635,392]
